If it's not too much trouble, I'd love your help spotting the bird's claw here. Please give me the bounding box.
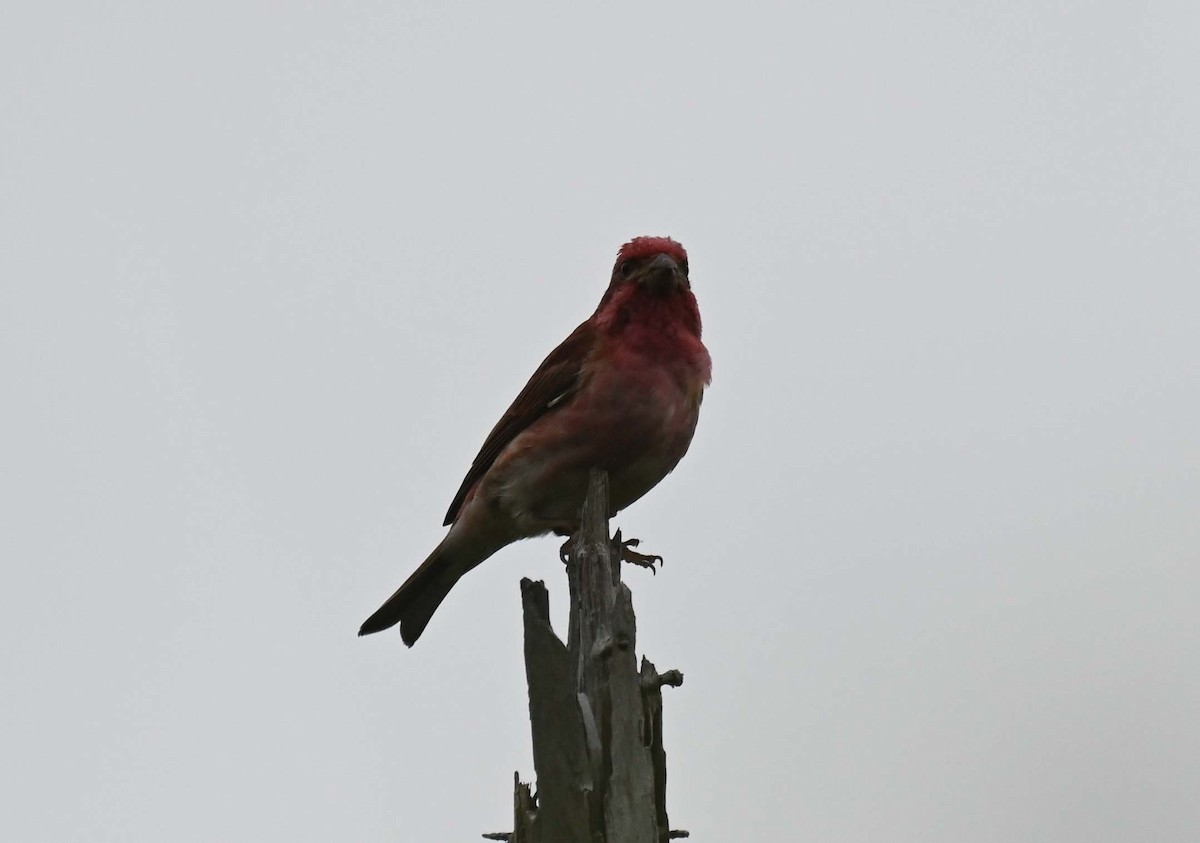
[612,529,663,574]
[561,530,663,573]
[559,535,576,565]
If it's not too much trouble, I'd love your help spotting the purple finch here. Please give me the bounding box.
[359,236,711,645]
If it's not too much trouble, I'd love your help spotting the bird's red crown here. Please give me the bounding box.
[617,236,688,266]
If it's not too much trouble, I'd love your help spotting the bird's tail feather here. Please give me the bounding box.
[357,548,463,645]
[358,517,509,646]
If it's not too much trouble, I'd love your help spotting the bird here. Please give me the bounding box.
[359,236,711,646]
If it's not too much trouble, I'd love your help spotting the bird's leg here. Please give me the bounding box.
[524,516,579,563]
[559,528,663,572]
[558,534,576,564]
[612,528,663,574]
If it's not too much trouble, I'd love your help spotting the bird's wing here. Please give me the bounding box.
[443,319,596,525]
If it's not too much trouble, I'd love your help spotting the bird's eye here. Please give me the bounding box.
[619,260,635,278]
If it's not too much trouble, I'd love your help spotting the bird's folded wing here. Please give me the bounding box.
[443,320,597,525]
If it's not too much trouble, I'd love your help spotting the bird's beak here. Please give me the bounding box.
[640,253,687,294]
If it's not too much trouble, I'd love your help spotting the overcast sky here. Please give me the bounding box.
[2,2,1198,841]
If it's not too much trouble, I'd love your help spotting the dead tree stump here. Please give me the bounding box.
[486,469,687,842]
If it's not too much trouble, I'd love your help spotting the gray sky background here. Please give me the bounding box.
[3,2,1198,841]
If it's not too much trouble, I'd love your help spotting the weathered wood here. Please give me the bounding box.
[512,773,535,842]
[603,584,656,841]
[640,659,685,842]
[483,772,535,842]
[567,470,619,838]
[519,579,592,842]
[494,469,683,842]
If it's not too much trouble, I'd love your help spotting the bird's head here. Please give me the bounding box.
[609,236,690,295]
[593,236,701,338]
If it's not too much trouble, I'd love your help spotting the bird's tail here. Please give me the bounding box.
[358,515,511,646]
[356,557,454,646]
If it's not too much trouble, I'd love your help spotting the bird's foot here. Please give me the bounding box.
[558,535,576,564]
[612,528,663,574]
[559,530,663,572]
